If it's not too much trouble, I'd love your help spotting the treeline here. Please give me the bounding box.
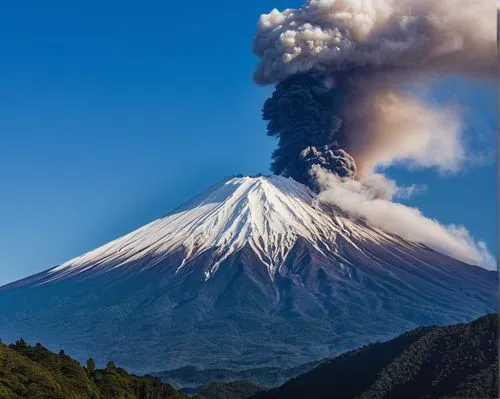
[0,338,188,399]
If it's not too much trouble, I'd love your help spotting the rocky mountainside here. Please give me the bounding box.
[0,176,496,373]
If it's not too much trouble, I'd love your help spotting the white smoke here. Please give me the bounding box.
[362,172,427,200]
[313,166,496,269]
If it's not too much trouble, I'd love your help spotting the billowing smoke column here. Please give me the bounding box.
[254,0,496,187]
[262,71,357,185]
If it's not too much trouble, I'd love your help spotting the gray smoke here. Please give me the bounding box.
[254,0,495,183]
[262,71,357,184]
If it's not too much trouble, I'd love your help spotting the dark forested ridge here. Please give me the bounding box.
[153,362,318,390]
[0,339,188,399]
[197,381,264,399]
[252,314,499,399]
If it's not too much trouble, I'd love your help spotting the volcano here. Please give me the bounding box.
[0,176,495,372]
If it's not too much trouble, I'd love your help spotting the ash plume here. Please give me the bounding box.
[254,0,496,268]
[262,71,357,184]
[254,0,495,182]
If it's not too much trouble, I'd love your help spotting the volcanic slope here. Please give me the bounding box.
[0,176,495,372]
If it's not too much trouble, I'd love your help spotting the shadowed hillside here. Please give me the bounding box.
[252,314,498,399]
[197,381,263,399]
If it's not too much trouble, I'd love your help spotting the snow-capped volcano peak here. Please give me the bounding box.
[2,176,495,374]
[36,175,386,285]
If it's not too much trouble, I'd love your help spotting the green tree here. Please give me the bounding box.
[86,358,96,378]
[106,361,116,370]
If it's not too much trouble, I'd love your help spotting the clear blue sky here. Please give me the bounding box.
[0,1,496,286]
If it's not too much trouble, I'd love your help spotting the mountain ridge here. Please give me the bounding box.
[251,313,499,399]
